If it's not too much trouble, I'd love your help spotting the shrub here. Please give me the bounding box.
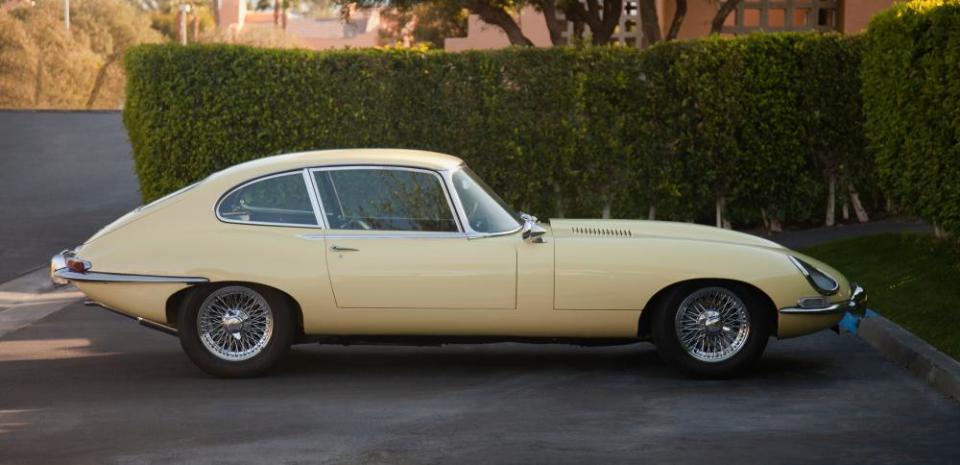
[124,35,870,228]
[861,0,960,237]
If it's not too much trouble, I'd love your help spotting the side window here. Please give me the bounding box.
[314,168,458,232]
[217,172,317,226]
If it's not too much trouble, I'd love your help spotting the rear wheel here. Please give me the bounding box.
[651,283,770,378]
[178,284,294,378]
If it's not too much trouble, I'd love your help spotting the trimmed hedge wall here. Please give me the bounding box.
[861,0,960,237]
[125,33,869,225]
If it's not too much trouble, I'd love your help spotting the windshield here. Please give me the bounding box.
[451,167,521,234]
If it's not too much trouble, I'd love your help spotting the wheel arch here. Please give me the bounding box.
[165,281,306,341]
[636,278,778,339]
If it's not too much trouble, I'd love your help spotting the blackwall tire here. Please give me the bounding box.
[178,284,294,378]
[651,282,770,378]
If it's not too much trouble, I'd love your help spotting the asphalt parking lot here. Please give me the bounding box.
[0,111,958,465]
[0,111,140,283]
[2,304,960,465]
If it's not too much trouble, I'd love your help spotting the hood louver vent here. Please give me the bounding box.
[570,226,633,237]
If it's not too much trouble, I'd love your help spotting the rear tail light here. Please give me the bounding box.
[67,258,91,273]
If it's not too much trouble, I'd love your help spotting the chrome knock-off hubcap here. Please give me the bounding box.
[674,287,751,363]
[222,309,247,334]
[198,286,274,361]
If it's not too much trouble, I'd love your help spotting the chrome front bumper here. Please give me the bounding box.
[780,284,868,315]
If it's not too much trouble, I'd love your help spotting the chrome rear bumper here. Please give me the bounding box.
[780,284,868,315]
[50,250,209,285]
[50,249,74,286]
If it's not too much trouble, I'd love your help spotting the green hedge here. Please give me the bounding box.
[125,34,870,225]
[861,0,960,237]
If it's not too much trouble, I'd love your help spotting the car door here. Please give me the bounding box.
[311,166,518,310]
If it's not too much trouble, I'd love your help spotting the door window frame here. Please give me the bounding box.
[307,165,465,235]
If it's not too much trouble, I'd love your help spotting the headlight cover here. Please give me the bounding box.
[789,256,840,296]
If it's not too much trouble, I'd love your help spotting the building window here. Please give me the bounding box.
[721,0,840,34]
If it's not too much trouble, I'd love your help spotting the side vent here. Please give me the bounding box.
[570,226,633,237]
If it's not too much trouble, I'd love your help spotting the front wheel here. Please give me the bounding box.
[651,283,770,378]
[178,284,294,378]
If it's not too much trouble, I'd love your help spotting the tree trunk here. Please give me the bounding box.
[665,0,687,40]
[825,174,836,227]
[553,184,564,218]
[715,194,725,228]
[638,0,661,44]
[648,205,656,220]
[566,0,622,45]
[273,0,280,26]
[602,203,611,219]
[33,54,44,107]
[841,199,849,221]
[769,217,782,233]
[85,53,118,109]
[538,0,567,46]
[467,1,534,46]
[177,9,188,44]
[760,208,783,234]
[594,0,623,45]
[847,182,870,223]
[282,4,288,29]
[710,0,743,33]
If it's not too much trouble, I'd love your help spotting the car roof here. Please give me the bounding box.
[214,149,465,181]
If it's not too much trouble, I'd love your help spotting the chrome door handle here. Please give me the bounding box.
[330,245,359,252]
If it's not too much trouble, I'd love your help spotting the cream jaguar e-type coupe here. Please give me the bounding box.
[52,149,865,378]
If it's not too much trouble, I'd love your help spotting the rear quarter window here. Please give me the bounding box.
[217,172,317,226]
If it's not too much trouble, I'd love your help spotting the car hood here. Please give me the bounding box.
[548,219,784,250]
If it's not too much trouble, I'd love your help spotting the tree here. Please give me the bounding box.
[70,0,162,108]
[710,0,742,33]
[378,2,467,47]
[148,0,215,41]
[0,0,159,109]
[341,0,687,47]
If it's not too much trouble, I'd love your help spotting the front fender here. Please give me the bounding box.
[553,236,850,337]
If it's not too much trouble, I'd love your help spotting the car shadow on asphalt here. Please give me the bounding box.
[0,303,841,390]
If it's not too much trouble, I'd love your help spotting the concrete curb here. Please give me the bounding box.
[858,312,960,403]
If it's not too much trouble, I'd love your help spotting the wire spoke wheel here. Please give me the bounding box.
[197,286,274,362]
[674,287,751,363]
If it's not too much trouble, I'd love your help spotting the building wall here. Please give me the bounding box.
[841,0,890,33]
[445,7,554,51]
[444,0,899,52]
[219,0,246,33]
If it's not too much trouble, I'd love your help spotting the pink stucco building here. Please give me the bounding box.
[218,0,384,49]
[214,0,898,51]
[444,0,898,51]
